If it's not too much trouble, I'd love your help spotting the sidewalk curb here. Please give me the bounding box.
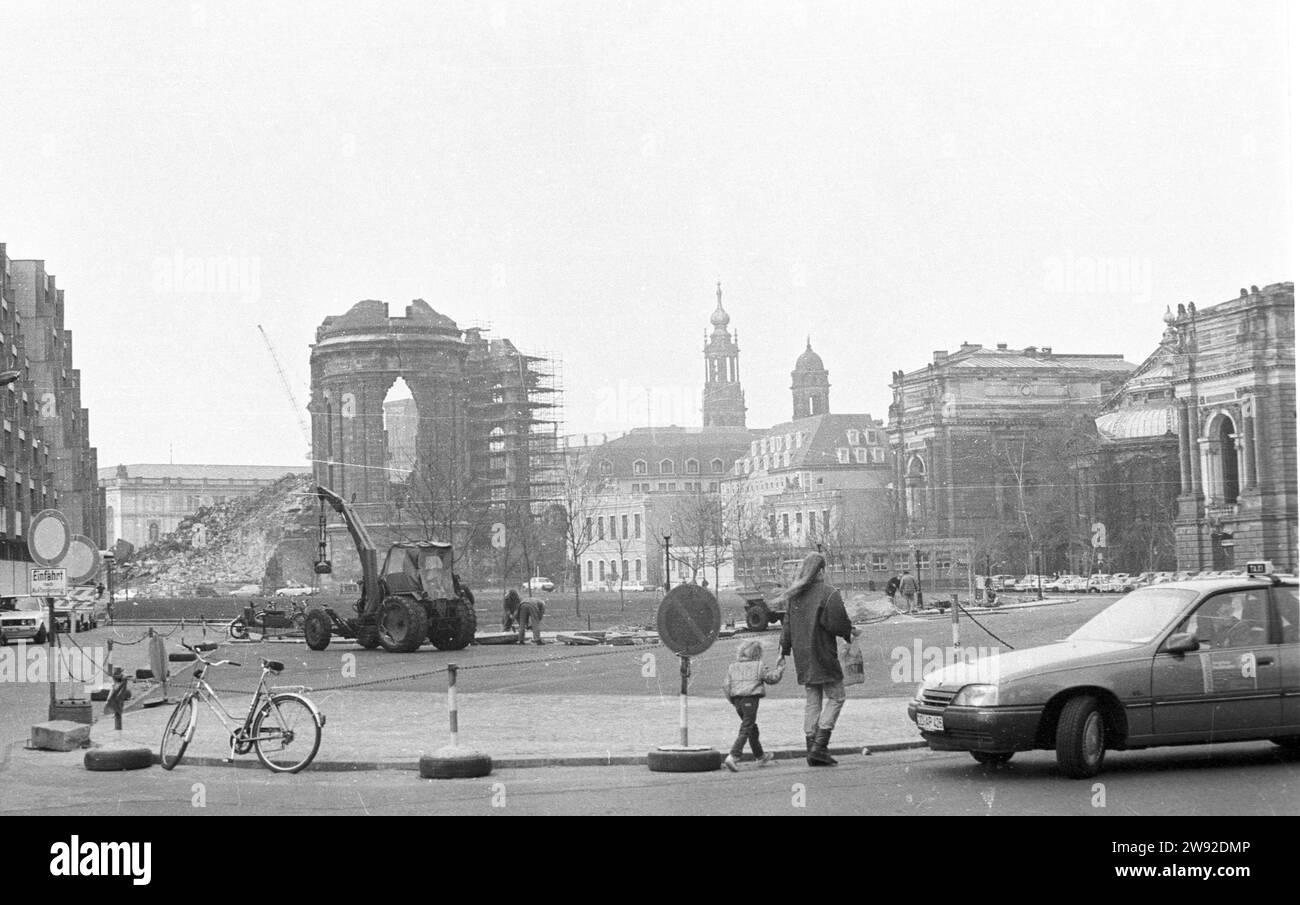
[149,739,928,772]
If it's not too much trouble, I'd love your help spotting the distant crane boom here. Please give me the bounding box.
[258,325,312,445]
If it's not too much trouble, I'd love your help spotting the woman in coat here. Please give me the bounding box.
[778,551,859,766]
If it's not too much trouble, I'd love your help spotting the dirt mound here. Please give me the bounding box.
[121,474,315,596]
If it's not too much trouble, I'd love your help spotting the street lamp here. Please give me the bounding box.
[663,534,672,592]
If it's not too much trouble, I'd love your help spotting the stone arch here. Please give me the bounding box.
[1203,410,1241,505]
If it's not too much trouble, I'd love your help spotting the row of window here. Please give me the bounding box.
[586,559,643,582]
[628,481,720,493]
[770,510,832,539]
[619,457,727,477]
[586,513,643,542]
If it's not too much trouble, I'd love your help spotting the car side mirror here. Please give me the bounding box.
[1164,632,1199,655]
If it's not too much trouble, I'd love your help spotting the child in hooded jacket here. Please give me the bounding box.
[722,640,785,771]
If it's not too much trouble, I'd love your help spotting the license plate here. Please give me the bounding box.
[917,713,944,732]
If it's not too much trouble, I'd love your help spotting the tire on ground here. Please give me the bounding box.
[420,750,492,778]
[377,597,429,653]
[429,597,477,651]
[84,745,154,771]
[745,605,769,632]
[304,608,333,651]
[646,748,722,773]
[1055,694,1106,778]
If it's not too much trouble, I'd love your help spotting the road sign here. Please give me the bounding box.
[490,522,506,549]
[29,509,71,567]
[655,585,721,657]
[63,536,102,584]
[31,568,67,595]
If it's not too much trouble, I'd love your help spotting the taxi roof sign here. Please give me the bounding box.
[1245,560,1274,576]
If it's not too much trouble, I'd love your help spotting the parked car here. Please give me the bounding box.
[54,589,105,632]
[1085,574,1111,593]
[909,562,1300,777]
[231,584,263,597]
[1043,574,1082,593]
[274,586,315,597]
[522,577,555,593]
[1013,575,1049,593]
[0,597,53,644]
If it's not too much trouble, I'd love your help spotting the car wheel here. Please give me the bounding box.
[1056,695,1106,778]
[34,626,47,645]
[971,751,1014,766]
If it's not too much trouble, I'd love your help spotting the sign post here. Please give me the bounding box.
[648,584,722,773]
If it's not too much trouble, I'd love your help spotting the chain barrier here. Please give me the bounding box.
[954,601,1017,649]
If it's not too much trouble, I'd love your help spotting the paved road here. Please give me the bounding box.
[4,742,1297,816]
[74,595,1117,700]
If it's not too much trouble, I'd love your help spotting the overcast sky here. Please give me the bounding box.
[0,1,1293,468]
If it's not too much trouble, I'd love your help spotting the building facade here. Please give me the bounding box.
[0,246,103,596]
[888,343,1135,576]
[1166,283,1296,572]
[100,464,309,548]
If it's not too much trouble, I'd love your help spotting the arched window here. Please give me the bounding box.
[148,521,160,543]
[685,458,700,474]
[905,454,928,520]
[599,460,613,476]
[632,460,647,476]
[1206,413,1241,505]
[711,458,725,474]
[659,459,675,475]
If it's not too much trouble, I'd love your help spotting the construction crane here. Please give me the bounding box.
[257,325,312,447]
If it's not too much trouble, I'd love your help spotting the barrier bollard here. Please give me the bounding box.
[419,663,492,779]
[84,667,152,771]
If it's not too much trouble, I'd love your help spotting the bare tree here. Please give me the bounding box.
[556,456,608,616]
[667,491,731,588]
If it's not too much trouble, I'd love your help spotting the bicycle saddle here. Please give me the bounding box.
[262,659,284,674]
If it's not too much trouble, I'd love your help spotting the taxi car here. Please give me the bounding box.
[907,561,1299,777]
[0,597,53,644]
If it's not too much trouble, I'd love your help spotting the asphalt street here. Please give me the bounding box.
[4,742,1297,816]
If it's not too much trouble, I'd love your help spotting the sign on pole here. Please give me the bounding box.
[31,568,68,596]
[29,509,72,567]
[490,522,507,550]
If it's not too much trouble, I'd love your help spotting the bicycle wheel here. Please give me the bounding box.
[160,695,197,770]
[251,694,322,774]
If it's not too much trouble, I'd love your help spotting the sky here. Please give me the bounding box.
[0,1,1294,469]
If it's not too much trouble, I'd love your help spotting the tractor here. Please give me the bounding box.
[302,486,477,653]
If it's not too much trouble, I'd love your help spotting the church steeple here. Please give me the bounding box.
[792,337,830,418]
[702,282,746,428]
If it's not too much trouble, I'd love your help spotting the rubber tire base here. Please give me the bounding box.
[647,747,722,773]
[84,745,154,772]
[420,747,493,779]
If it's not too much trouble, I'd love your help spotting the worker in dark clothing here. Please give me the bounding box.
[503,589,547,644]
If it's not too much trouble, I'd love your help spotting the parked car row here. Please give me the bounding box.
[979,569,1266,597]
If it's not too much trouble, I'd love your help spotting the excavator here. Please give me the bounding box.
[302,486,477,653]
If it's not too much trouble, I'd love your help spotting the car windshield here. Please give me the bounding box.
[1068,587,1199,643]
[16,598,46,612]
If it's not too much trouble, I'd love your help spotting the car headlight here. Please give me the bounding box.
[952,684,999,707]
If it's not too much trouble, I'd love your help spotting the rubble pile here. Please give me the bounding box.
[123,474,315,596]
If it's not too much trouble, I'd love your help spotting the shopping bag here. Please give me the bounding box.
[839,637,865,686]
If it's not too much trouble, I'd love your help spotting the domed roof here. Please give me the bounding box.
[795,338,825,372]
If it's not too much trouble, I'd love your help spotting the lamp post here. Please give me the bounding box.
[663,534,672,592]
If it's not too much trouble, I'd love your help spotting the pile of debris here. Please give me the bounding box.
[121,474,315,596]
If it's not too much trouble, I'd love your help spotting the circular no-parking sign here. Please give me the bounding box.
[63,535,102,585]
[656,585,721,657]
[29,509,71,567]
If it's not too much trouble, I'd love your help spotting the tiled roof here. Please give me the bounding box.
[743,413,887,471]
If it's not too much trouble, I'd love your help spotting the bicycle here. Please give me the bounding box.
[160,641,326,773]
